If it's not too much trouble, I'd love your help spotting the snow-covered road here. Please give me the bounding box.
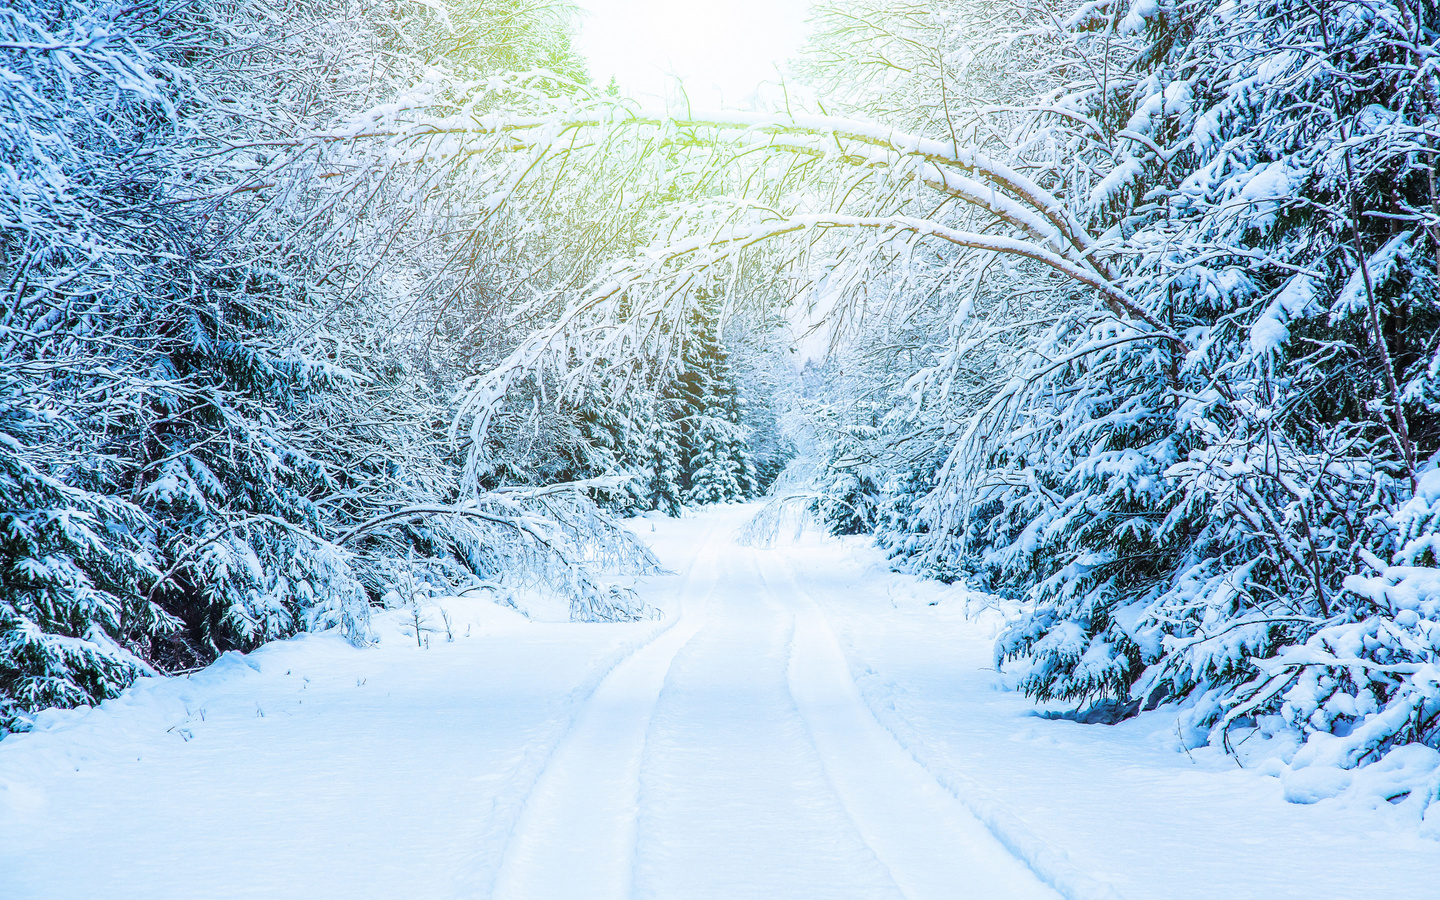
[3,506,1437,898]
[490,513,1051,900]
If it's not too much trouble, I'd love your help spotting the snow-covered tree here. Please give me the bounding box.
[0,0,653,732]
[968,0,1440,762]
[677,292,757,505]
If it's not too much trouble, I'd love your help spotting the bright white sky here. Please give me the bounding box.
[573,0,814,110]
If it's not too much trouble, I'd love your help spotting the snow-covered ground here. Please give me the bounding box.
[2,505,1437,899]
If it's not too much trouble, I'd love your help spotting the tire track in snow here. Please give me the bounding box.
[759,545,1067,900]
[628,531,902,900]
[487,524,722,900]
[458,624,677,896]
[766,546,1123,900]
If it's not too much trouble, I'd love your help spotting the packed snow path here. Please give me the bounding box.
[3,506,1438,899]
[491,516,1049,900]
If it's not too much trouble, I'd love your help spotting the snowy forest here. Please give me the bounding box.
[5,0,1440,853]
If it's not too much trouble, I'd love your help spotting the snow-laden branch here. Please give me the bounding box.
[335,504,554,547]
[306,101,1111,280]
[449,203,1164,474]
[432,107,1094,249]
[334,476,635,545]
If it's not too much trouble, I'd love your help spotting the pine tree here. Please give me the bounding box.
[677,295,756,506]
[931,0,1440,767]
[642,393,687,516]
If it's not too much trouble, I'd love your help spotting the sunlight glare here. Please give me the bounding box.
[574,0,812,110]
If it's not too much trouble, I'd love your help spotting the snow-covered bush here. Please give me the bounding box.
[1216,465,1440,773]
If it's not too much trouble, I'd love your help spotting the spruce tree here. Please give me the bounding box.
[678,294,756,506]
